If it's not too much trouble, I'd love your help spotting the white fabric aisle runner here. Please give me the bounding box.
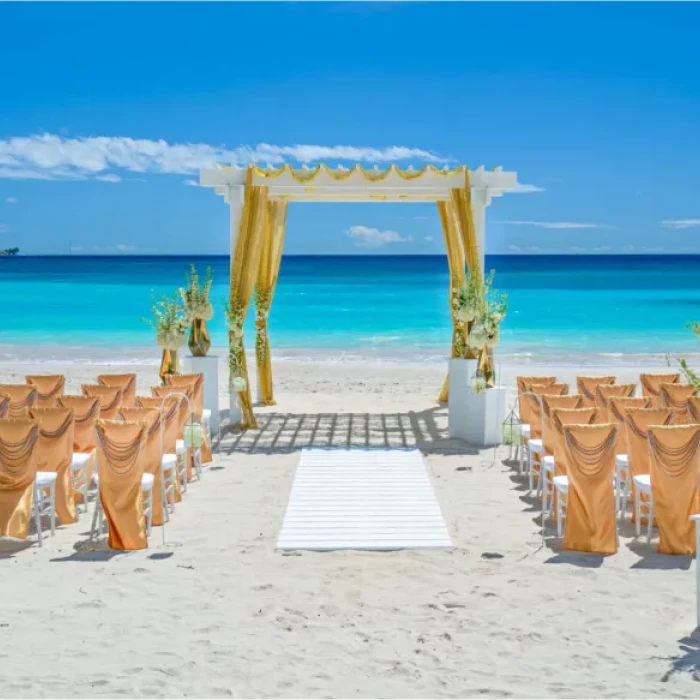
[277,448,452,551]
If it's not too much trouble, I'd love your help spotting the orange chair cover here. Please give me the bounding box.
[0,394,9,419]
[95,419,148,550]
[608,397,653,453]
[25,375,65,408]
[517,376,557,426]
[165,373,212,463]
[687,397,700,423]
[594,384,636,418]
[97,374,136,408]
[562,423,618,554]
[57,395,100,498]
[541,395,583,456]
[647,425,700,554]
[625,408,673,524]
[152,386,196,480]
[28,407,76,525]
[0,419,40,539]
[524,383,569,441]
[640,372,680,407]
[82,384,123,420]
[135,396,182,503]
[576,376,616,409]
[0,384,37,419]
[119,408,166,526]
[659,383,697,424]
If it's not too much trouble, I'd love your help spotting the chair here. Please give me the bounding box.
[516,376,557,467]
[540,394,583,513]
[120,407,164,527]
[25,375,65,409]
[647,424,700,554]
[659,383,697,424]
[29,407,76,530]
[0,393,9,419]
[91,420,149,550]
[608,396,654,515]
[576,376,615,409]
[152,386,195,491]
[0,419,43,544]
[640,372,680,408]
[523,383,569,494]
[594,384,636,419]
[97,374,136,408]
[559,423,618,554]
[688,397,700,423]
[0,384,37,419]
[165,373,212,464]
[625,408,673,534]
[135,395,181,512]
[549,407,597,528]
[82,384,123,420]
[57,395,100,513]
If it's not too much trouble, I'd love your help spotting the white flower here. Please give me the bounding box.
[486,330,500,347]
[232,376,247,392]
[189,299,214,321]
[156,329,186,351]
[468,322,488,349]
[233,326,244,339]
[455,308,475,324]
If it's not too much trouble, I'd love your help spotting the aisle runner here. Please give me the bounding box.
[277,448,452,551]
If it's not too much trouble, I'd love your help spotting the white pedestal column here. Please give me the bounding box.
[464,385,507,448]
[448,358,477,440]
[181,355,220,432]
[229,390,243,426]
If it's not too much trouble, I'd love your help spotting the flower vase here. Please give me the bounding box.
[188,318,211,357]
[159,349,179,384]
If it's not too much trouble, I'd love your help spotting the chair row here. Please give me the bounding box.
[513,373,700,555]
[0,373,214,549]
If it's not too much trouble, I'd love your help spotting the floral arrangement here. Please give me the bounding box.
[254,288,271,367]
[143,292,189,350]
[180,264,214,321]
[224,299,248,392]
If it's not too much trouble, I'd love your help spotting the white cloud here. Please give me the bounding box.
[424,235,434,241]
[346,225,411,249]
[498,220,611,230]
[183,179,200,187]
[5,197,17,204]
[0,224,8,234]
[512,183,546,194]
[0,133,446,182]
[661,219,700,229]
[70,243,154,254]
[95,174,122,183]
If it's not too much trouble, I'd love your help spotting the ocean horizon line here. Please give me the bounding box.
[7,253,700,259]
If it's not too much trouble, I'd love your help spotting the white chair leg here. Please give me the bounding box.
[635,491,642,537]
[647,504,653,545]
[33,482,43,547]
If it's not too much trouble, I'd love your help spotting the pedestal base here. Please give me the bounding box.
[464,386,507,448]
[448,358,477,440]
[182,355,220,434]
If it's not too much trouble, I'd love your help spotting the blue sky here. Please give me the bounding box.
[1,2,699,256]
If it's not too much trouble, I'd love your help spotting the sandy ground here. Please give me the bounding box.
[1,352,700,697]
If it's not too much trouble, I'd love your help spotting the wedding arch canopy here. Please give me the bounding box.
[200,163,519,429]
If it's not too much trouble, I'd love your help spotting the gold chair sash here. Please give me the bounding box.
[164,374,212,464]
[541,394,582,456]
[0,393,8,420]
[28,407,76,525]
[640,372,680,407]
[95,419,148,550]
[648,425,700,554]
[25,375,65,408]
[687,397,700,423]
[608,396,653,453]
[517,376,557,426]
[551,408,598,477]
[659,383,697,424]
[0,384,38,419]
[119,408,166,527]
[563,423,618,554]
[594,384,636,419]
[97,374,136,408]
[0,419,40,539]
[524,383,569,441]
[82,384,123,420]
[576,376,615,408]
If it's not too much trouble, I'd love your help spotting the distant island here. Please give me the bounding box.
[0,248,19,256]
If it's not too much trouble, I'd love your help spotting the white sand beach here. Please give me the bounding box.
[1,351,700,698]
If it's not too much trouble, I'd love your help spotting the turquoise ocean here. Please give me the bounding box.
[1,255,699,358]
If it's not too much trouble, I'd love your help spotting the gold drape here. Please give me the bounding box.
[437,200,468,402]
[594,383,636,418]
[659,383,697,424]
[255,199,288,406]
[576,376,616,409]
[0,419,39,539]
[562,423,618,555]
[0,384,37,419]
[640,372,680,408]
[26,375,65,408]
[97,374,137,408]
[165,374,212,463]
[229,167,269,429]
[82,384,123,420]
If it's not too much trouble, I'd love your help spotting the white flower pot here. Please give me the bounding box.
[182,354,220,436]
